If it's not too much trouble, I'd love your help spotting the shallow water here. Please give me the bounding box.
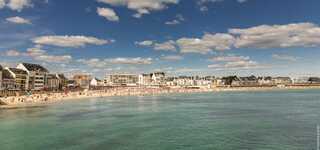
[1,89,320,150]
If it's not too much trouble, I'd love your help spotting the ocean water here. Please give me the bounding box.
[0,89,320,150]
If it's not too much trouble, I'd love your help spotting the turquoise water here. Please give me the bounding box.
[1,89,320,150]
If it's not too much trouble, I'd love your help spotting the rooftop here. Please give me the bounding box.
[22,63,49,73]
[9,68,28,75]
[2,69,14,79]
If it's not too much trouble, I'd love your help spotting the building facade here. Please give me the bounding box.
[57,74,68,90]
[73,74,92,89]
[138,74,153,86]
[1,69,15,90]
[17,63,49,90]
[0,65,2,90]
[151,72,166,85]
[45,74,60,90]
[272,77,292,85]
[105,74,138,86]
[6,68,29,90]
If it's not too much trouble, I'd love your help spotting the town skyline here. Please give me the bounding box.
[1,0,320,78]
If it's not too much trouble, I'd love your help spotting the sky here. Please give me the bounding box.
[0,0,320,78]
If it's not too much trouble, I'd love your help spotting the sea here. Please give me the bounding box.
[1,89,320,150]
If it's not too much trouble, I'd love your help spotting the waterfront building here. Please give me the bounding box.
[17,63,49,90]
[151,72,166,85]
[6,68,29,90]
[67,80,77,88]
[212,78,225,88]
[138,74,153,86]
[73,74,92,89]
[105,74,138,86]
[45,74,60,90]
[195,79,212,88]
[221,76,241,86]
[90,78,104,87]
[165,77,178,86]
[292,77,310,84]
[308,77,320,84]
[175,76,195,87]
[0,65,2,90]
[272,77,292,85]
[239,75,258,86]
[57,74,68,90]
[258,76,273,86]
[1,69,15,90]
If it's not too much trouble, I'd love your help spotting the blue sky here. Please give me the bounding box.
[1,0,320,78]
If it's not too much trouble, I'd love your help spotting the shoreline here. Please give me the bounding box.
[1,86,320,109]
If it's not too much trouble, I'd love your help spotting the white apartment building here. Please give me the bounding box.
[17,63,49,90]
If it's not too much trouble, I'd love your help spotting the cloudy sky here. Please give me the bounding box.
[0,0,320,78]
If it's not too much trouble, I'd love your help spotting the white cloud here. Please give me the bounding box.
[198,0,247,11]
[176,33,235,54]
[6,0,32,11]
[97,7,119,22]
[136,40,176,51]
[208,55,266,70]
[135,40,153,46]
[104,57,153,65]
[154,40,176,51]
[230,22,320,49]
[210,55,250,62]
[25,45,72,63]
[33,35,110,47]
[160,55,183,61]
[0,0,5,9]
[26,45,46,56]
[78,57,153,68]
[6,16,31,24]
[272,54,298,62]
[165,14,185,25]
[155,22,320,54]
[97,0,179,18]
[224,60,259,69]
[34,55,72,63]
[208,60,264,70]
[3,49,21,56]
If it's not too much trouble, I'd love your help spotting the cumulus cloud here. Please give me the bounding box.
[154,40,176,51]
[0,0,5,9]
[208,55,266,70]
[160,55,183,61]
[97,0,179,18]
[97,7,119,22]
[6,16,31,24]
[34,55,72,63]
[198,0,247,11]
[208,60,263,70]
[135,40,153,46]
[1,45,73,64]
[33,35,110,47]
[272,54,298,62]
[104,57,153,64]
[152,22,320,54]
[25,45,72,63]
[26,45,46,56]
[3,49,21,56]
[136,40,176,51]
[176,33,235,54]
[209,55,250,62]
[0,0,32,11]
[78,57,153,68]
[165,14,185,25]
[230,22,320,49]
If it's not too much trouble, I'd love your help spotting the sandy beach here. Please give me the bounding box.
[1,86,320,108]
